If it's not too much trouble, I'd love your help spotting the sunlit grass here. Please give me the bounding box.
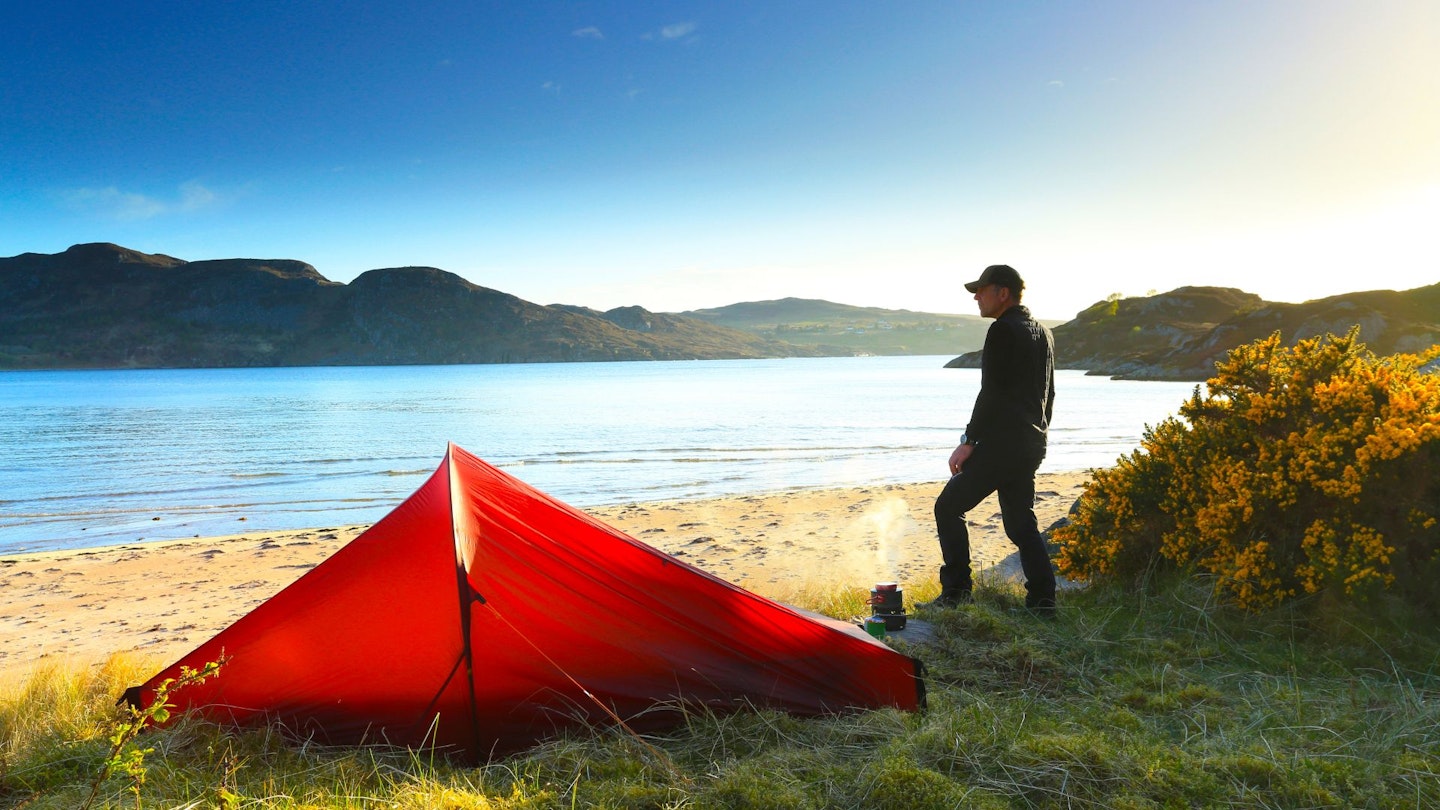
[4,579,1438,808]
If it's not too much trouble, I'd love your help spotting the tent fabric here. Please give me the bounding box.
[129,443,924,759]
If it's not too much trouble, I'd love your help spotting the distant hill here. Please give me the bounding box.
[0,244,824,369]
[12,244,1430,375]
[946,285,1440,380]
[683,297,1002,356]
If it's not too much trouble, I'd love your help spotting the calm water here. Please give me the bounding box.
[0,357,1196,554]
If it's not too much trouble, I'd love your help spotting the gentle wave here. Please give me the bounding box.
[0,358,1196,554]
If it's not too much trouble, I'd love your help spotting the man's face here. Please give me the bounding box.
[973,283,1009,318]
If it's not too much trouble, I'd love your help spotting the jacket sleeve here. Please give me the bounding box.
[1044,329,1056,428]
[964,320,1015,439]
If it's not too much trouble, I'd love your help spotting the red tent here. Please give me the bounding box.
[127,443,924,759]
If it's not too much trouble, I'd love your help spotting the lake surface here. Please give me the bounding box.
[0,357,1197,554]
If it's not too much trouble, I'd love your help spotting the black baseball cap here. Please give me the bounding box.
[964,264,1024,294]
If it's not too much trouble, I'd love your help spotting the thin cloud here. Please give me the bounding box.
[61,187,164,221]
[643,21,698,41]
[177,180,216,210]
[572,26,603,39]
[660,22,696,39]
[59,180,220,221]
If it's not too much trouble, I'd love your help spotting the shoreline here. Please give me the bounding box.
[1,472,1087,681]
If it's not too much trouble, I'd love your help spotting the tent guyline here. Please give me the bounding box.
[480,597,684,776]
[129,443,925,760]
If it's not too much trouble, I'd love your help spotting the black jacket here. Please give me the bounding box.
[966,305,1055,451]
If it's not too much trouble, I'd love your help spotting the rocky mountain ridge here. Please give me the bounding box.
[0,243,823,368]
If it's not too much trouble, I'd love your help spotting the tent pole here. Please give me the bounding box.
[448,444,485,752]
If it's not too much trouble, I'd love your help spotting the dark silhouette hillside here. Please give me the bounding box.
[0,244,822,368]
[7,244,1433,375]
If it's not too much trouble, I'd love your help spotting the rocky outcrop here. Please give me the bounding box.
[946,285,1440,380]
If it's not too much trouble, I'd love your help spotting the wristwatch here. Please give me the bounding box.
[960,432,973,446]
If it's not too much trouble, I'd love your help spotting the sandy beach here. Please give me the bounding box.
[0,472,1086,682]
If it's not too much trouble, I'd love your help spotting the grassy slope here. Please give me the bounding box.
[4,580,1438,809]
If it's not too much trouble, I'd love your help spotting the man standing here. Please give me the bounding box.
[925,264,1057,614]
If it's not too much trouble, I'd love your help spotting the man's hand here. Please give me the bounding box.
[948,442,974,476]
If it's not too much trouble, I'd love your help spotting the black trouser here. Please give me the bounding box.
[933,442,1056,604]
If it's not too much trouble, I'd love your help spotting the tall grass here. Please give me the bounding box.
[4,579,1438,809]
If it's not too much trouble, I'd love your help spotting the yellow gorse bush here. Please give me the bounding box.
[1055,328,1440,611]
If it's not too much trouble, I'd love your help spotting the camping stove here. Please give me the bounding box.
[869,582,907,631]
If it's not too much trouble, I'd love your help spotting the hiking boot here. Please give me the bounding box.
[918,591,972,610]
[1025,596,1057,618]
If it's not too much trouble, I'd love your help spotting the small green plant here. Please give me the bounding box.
[81,657,225,810]
[213,740,243,810]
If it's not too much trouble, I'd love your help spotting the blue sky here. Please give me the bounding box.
[3,1,1435,320]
